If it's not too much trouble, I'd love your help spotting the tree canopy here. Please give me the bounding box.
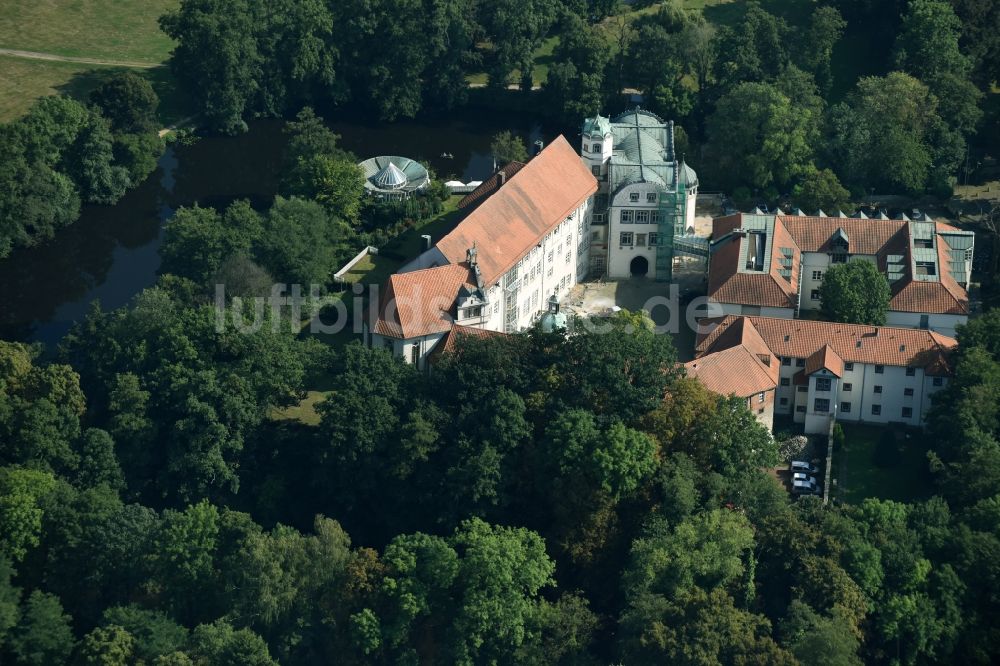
[820,260,892,325]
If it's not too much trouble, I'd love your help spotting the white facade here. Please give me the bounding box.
[775,358,948,434]
[496,206,590,333]
[582,111,698,281]
[369,202,590,369]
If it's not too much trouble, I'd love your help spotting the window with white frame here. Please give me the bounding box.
[814,398,830,413]
[621,210,634,223]
[565,251,571,264]
[649,233,659,246]
[636,210,650,223]
[651,210,661,224]
[815,378,831,392]
[593,213,605,223]
[629,192,639,202]
[812,271,823,280]
[647,192,657,203]
[620,232,633,245]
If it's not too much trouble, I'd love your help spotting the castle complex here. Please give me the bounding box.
[366,110,974,434]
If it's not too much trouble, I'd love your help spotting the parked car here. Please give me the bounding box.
[792,472,818,485]
[791,460,818,474]
[792,480,820,495]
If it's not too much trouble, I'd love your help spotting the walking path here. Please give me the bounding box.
[0,48,158,69]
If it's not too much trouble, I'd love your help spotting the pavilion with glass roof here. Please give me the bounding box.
[358,155,430,200]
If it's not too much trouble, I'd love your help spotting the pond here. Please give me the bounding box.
[0,112,552,345]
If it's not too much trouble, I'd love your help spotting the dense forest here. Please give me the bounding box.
[0,72,164,259]
[160,0,998,204]
[3,273,1000,663]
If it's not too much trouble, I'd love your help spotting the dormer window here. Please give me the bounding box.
[830,227,849,263]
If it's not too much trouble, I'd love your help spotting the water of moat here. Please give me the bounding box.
[0,113,550,345]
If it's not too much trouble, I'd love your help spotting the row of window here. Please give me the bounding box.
[779,358,928,379]
[780,397,916,420]
[620,209,662,224]
[785,379,938,392]
[620,232,660,247]
[627,192,659,203]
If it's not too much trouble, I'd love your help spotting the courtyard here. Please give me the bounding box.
[563,272,706,361]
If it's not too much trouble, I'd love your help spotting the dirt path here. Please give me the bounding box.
[0,48,159,69]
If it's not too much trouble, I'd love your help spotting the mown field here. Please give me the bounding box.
[0,0,178,62]
[0,0,179,122]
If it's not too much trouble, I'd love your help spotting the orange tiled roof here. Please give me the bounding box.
[708,213,969,315]
[427,324,508,364]
[780,216,905,255]
[706,229,798,309]
[372,263,475,339]
[458,161,527,211]
[696,315,957,375]
[888,237,968,314]
[434,136,598,285]
[684,346,778,398]
[804,344,844,377]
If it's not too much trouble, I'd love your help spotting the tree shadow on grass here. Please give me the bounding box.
[55,64,195,127]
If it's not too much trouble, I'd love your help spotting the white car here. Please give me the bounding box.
[792,472,818,485]
[791,460,818,474]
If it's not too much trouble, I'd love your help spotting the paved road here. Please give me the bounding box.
[0,48,158,69]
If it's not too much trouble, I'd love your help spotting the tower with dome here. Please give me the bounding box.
[581,109,699,281]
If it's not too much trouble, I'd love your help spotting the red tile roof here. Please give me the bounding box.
[427,324,508,364]
[684,346,778,398]
[458,161,527,211]
[435,136,598,285]
[372,263,475,339]
[780,216,905,255]
[707,228,798,309]
[696,315,957,375]
[888,237,969,314]
[708,213,969,315]
[804,344,844,377]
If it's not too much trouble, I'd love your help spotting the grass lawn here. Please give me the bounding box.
[836,423,933,504]
[0,55,194,125]
[270,390,328,426]
[0,0,192,124]
[0,56,108,121]
[0,0,179,63]
[468,36,559,88]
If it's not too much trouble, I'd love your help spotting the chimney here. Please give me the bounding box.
[498,170,506,186]
[421,234,432,251]
[533,139,544,156]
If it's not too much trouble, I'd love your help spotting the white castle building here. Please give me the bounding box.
[366,136,597,369]
[581,110,699,281]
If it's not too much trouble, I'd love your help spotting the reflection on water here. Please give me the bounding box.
[0,112,549,345]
